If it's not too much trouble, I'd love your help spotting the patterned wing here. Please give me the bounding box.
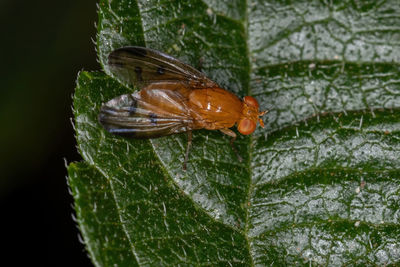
[107,46,218,89]
[99,85,196,138]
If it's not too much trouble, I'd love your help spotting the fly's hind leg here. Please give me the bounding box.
[197,57,204,72]
[183,130,192,171]
[220,128,243,162]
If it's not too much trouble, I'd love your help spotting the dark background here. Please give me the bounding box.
[1,1,99,266]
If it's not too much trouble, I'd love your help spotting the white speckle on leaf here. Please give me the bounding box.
[355,186,360,194]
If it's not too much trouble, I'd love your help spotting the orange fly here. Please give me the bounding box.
[99,47,267,169]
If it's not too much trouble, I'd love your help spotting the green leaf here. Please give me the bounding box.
[69,0,400,265]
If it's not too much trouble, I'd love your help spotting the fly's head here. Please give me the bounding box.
[237,96,267,135]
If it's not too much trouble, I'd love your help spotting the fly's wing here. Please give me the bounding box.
[99,87,194,139]
[108,46,219,89]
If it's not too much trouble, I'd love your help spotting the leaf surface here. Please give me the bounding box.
[70,0,400,265]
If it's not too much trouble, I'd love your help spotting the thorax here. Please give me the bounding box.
[188,88,243,130]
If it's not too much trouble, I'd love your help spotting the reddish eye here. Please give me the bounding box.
[244,96,259,109]
[238,118,256,135]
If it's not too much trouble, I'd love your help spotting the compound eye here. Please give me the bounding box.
[238,118,256,135]
[244,96,259,109]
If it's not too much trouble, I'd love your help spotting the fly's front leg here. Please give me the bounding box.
[219,128,243,162]
[183,130,192,170]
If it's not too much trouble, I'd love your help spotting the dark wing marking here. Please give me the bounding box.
[99,91,193,139]
[108,46,219,89]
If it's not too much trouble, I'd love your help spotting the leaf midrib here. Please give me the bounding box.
[243,0,256,266]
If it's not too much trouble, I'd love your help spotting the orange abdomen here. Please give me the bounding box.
[188,88,243,130]
[139,82,190,117]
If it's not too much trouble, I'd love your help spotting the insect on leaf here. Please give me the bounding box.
[70,0,400,266]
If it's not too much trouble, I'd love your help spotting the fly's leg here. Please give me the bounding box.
[197,57,204,72]
[183,130,193,170]
[219,128,243,162]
